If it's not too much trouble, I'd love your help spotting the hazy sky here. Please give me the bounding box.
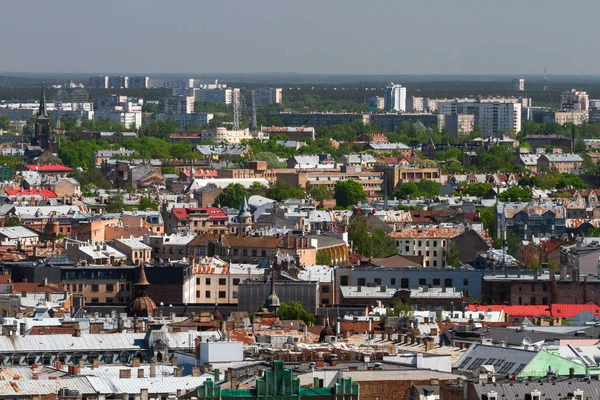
[3,0,599,75]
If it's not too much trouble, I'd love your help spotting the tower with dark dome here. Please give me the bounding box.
[33,83,50,150]
[230,196,253,235]
[127,263,157,318]
[265,267,280,316]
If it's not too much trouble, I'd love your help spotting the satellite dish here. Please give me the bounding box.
[522,337,533,346]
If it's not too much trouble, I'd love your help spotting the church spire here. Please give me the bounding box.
[38,83,48,118]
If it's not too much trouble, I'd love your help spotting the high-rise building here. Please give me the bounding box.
[437,100,521,137]
[88,76,109,89]
[561,89,589,111]
[407,96,425,112]
[383,83,406,112]
[195,88,238,104]
[253,87,283,108]
[107,76,129,89]
[162,96,195,114]
[513,78,525,91]
[129,76,150,89]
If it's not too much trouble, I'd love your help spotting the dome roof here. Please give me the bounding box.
[238,196,252,219]
[212,303,224,321]
[319,325,335,342]
[127,296,157,317]
[266,291,280,309]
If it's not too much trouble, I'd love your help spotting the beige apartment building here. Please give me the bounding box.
[193,262,264,304]
[391,227,463,268]
[111,238,153,265]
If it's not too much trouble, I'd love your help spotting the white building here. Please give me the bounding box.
[438,101,521,136]
[95,109,142,129]
[162,96,195,114]
[513,78,525,91]
[155,113,213,130]
[254,87,283,108]
[561,89,590,111]
[195,88,238,104]
[384,82,406,112]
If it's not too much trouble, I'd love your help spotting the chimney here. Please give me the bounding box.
[149,362,156,378]
[192,367,200,377]
[140,388,148,400]
[171,356,178,367]
[92,359,99,369]
[173,367,182,377]
[132,357,141,368]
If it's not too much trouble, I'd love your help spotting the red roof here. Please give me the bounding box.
[172,207,227,221]
[5,189,57,198]
[468,301,600,319]
[26,164,73,173]
[182,170,218,178]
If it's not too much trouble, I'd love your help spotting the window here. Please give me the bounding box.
[79,284,83,291]
[463,278,469,286]
[357,278,366,286]
[433,278,440,286]
[219,291,226,298]
[91,298,99,303]
[233,291,238,298]
[391,278,396,285]
[233,278,240,286]
[433,241,438,247]
[418,240,422,247]
[374,278,381,285]
[321,285,330,293]
[106,298,113,303]
[252,250,257,257]
[219,278,226,286]
[405,246,409,252]
[196,290,200,298]
[400,278,409,289]
[340,276,348,286]
[321,298,330,305]
[196,278,200,285]
[66,284,70,291]
[233,249,238,256]
[542,284,548,292]
[91,284,99,292]
[206,278,211,285]
[205,291,211,298]
[542,297,548,305]
[243,249,248,256]
[519,297,522,305]
[261,250,266,257]
[444,278,452,288]
[433,251,437,257]
[106,284,114,292]
[530,297,536,305]
[120,284,126,291]
[419,278,427,285]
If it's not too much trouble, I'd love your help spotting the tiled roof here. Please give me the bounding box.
[468,302,600,319]
[5,189,57,198]
[26,164,73,172]
[12,282,64,293]
[221,235,280,248]
[390,227,462,239]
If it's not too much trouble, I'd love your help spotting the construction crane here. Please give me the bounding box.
[251,90,258,129]
[232,89,241,130]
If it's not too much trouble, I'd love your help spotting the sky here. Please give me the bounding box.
[2,0,600,75]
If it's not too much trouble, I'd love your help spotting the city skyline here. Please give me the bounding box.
[3,0,600,75]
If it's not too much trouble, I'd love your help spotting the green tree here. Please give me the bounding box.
[70,167,111,190]
[498,186,533,202]
[316,251,332,265]
[506,231,521,257]
[417,179,440,197]
[0,115,11,130]
[446,242,460,268]
[251,152,286,168]
[106,193,125,213]
[334,179,366,208]
[388,300,414,317]
[308,185,334,202]
[464,182,492,198]
[269,180,305,201]
[348,215,396,258]
[393,182,420,199]
[214,183,249,209]
[479,207,495,240]
[278,301,315,325]
[138,197,158,211]
[556,173,587,190]
[4,217,21,227]
[142,103,159,113]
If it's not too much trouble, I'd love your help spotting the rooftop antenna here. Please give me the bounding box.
[543,67,548,92]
